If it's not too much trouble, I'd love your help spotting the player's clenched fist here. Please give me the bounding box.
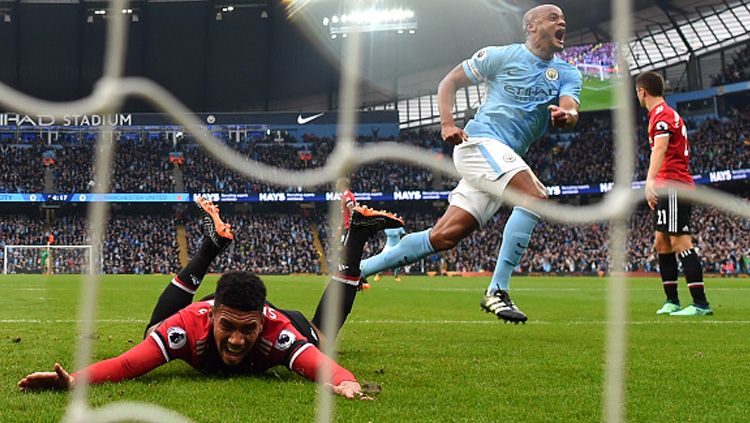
[441,125,468,145]
[548,105,577,128]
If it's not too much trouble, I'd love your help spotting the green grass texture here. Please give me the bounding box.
[1,274,749,422]
[580,78,617,112]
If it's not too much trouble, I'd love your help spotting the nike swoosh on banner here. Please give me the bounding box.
[297,113,325,125]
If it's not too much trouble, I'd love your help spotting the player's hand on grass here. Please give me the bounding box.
[18,363,74,392]
[645,180,658,210]
[441,125,468,145]
[548,105,574,128]
[329,380,373,400]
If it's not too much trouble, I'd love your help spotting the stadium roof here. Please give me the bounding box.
[319,0,750,102]
[0,0,747,112]
[563,0,750,72]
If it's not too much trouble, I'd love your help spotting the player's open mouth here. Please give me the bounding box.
[223,346,244,363]
[555,29,565,43]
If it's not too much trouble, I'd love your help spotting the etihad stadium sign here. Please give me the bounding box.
[0,113,132,127]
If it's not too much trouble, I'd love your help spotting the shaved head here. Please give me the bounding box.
[523,4,563,36]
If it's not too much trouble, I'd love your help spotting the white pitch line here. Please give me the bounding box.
[1,318,748,326]
[0,319,147,324]
[376,286,750,293]
[351,319,750,325]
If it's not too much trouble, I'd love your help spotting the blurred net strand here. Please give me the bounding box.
[604,0,636,420]
[315,27,363,423]
[66,127,118,423]
[0,0,745,420]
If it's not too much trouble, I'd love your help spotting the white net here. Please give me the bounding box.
[2,245,93,275]
[0,0,748,422]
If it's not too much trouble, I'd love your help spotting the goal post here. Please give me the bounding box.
[2,245,97,275]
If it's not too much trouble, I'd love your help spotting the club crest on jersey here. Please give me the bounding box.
[274,329,296,351]
[545,68,559,81]
[503,153,517,162]
[167,327,187,349]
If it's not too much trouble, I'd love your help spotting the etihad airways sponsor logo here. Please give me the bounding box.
[0,113,133,127]
[503,85,559,102]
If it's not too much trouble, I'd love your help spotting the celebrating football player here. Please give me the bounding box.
[314,4,581,333]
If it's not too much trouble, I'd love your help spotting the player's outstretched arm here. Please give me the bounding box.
[18,363,74,392]
[18,337,166,392]
[289,343,371,400]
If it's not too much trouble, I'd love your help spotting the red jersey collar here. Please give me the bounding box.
[648,101,667,119]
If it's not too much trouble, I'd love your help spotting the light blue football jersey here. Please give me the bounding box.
[384,227,406,247]
[462,43,582,156]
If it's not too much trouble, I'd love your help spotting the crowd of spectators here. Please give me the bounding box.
[184,213,320,274]
[711,44,750,87]
[556,42,617,68]
[0,202,747,275]
[0,110,748,194]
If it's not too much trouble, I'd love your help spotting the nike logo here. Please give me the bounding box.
[516,242,528,249]
[297,113,324,125]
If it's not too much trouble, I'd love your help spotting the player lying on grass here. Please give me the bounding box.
[18,197,403,399]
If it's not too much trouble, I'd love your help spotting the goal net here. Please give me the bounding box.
[2,245,94,275]
[0,0,747,421]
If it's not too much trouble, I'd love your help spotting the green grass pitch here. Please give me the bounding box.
[1,274,749,422]
[580,78,616,112]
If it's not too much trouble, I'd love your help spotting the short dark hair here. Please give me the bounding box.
[214,271,266,312]
[636,71,665,97]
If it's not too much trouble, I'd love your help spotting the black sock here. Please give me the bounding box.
[679,248,709,308]
[312,227,372,339]
[337,228,371,279]
[311,281,359,339]
[176,238,223,287]
[144,238,223,338]
[658,252,680,305]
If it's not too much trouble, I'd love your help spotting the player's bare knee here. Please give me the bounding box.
[653,236,672,254]
[670,237,693,254]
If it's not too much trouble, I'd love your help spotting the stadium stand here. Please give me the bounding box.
[1,199,747,275]
[0,112,748,193]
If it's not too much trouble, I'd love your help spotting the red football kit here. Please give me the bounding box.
[72,300,355,386]
[647,101,695,188]
[341,189,357,229]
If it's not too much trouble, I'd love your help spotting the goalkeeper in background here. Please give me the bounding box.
[41,232,54,275]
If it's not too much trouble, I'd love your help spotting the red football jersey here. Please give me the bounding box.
[73,300,355,386]
[341,189,357,229]
[647,101,694,188]
[151,300,312,374]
